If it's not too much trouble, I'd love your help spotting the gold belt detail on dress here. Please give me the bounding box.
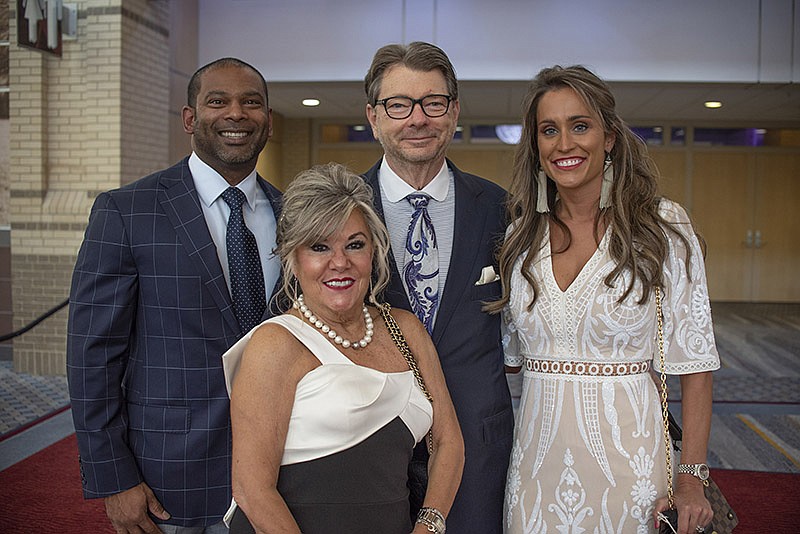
[524,358,650,376]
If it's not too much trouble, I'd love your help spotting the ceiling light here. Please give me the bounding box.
[704,101,722,109]
[353,125,366,131]
[302,98,320,107]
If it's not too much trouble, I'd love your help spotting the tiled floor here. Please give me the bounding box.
[0,360,70,436]
[0,303,798,474]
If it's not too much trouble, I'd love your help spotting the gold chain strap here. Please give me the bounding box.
[655,286,675,509]
[378,303,435,454]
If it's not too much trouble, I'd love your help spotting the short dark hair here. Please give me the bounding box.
[364,41,458,105]
[186,58,269,108]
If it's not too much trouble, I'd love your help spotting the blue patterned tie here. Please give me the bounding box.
[221,187,266,333]
[404,193,439,333]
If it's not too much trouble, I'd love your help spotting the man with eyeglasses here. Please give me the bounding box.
[363,41,513,534]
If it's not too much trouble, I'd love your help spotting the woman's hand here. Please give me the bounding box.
[673,477,713,533]
[652,494,671,531]
[652,478,713,534]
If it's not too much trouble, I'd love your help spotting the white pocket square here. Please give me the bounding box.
[475,265,500,285]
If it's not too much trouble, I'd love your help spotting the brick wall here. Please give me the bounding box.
[8,254,72,374]
[120,0,170,184]
[0,226,10,360]
[9,0,171,374]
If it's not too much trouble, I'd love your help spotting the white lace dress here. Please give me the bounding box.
[502,200,720,534]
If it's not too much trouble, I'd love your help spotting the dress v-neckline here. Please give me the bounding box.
[545,224,611,294]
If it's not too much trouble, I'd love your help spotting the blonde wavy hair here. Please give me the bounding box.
[272,163,391,312]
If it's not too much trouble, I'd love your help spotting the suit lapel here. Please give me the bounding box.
[364,162,412,311]
[158,159,240,334]
[365,159,488,338]
[256,175,283,319]
[430,161,486,344]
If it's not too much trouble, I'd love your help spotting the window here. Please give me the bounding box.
[631,126,664,146]
[694,128,764,147]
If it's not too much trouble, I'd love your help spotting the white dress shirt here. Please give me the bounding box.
[377,157,456,328]
[189,152,280,300]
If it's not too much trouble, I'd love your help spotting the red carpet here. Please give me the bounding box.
[0,434,113,533]
[1,434,799,533]
[712,468,800,533]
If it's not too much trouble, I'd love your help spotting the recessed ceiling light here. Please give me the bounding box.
[704,101,722,109]
[302,98,320,107]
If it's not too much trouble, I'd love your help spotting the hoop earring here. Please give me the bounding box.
[536,167,550,213]
[600,152,614,209]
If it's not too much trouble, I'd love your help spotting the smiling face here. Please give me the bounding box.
[366,64,460,172]
[536,87,615,200]
[182,64,272,185]
[293,209,374,322]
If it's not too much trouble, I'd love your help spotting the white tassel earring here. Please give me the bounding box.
[599,152,614,209]
[536,168,549,213]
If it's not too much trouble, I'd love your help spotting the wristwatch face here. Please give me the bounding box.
[678,464,709,480]
[697,463,710,480]
[681,463,709,480]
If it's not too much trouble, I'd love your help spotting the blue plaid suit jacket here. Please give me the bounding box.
[67,157,282,527]
[363,159,514,534]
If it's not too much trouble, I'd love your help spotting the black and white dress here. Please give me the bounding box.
[225,314,433,534]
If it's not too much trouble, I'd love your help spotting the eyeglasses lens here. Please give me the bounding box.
[382,95,450,119]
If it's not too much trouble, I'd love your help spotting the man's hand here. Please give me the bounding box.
[104,482,170,534]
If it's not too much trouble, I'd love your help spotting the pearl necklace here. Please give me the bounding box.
[293,295,374,349]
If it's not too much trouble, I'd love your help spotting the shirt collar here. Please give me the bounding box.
[379,157,450,203]
[189,152,260,209]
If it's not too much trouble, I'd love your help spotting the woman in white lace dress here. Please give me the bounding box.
[489,66,720,534]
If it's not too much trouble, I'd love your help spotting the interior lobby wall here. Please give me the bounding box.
[9,0,171,374]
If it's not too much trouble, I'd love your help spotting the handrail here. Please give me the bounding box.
[0,298,69,343]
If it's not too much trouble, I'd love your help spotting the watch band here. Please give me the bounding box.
[677,462,710,481]
[416,507,446,533]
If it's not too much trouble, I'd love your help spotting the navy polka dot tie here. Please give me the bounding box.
[221,187,266,333]
[404,193,439,333]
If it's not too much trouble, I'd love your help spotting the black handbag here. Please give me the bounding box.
[655,288,738,534]
[407,447,429,519]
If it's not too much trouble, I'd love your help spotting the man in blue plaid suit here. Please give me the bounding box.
[67,58,282,534]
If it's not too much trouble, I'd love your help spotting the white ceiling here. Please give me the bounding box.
[265,80,800,126]
[196,1,800,127]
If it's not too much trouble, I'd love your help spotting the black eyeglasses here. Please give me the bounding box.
[375,94,453,119]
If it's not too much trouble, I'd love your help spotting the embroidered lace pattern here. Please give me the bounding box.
[502,199,720,533]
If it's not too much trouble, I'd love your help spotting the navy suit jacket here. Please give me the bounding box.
[67,157,281,527]
[364,159,514,533]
